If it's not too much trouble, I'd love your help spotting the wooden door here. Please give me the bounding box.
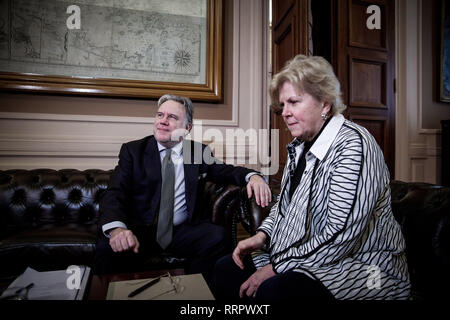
[335,0,396,177]
[270,0,309,187]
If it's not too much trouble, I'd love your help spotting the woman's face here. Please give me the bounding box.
[279,81,331,141]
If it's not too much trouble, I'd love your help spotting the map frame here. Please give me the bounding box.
[441,0,450,102]
[0,0,223,102]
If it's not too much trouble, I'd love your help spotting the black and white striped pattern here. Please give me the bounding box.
[287,139,301,178]
[254,115,411,300]
[280,139,302,212]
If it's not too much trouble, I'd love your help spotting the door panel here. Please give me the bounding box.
[337,0,396,175]
[270,0,308,186]
[349,56,386,108]
[349,0,387,50]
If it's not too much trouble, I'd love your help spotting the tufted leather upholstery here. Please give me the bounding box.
[238,180,450,300]
[0,169,242,281]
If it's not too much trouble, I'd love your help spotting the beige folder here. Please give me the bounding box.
[106,273,215,300]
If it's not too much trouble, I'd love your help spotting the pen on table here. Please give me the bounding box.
[128,277,161,298]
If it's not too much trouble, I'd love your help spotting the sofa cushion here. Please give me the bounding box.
[0,169,244,282]
[0,225,97,276]
[0,169,109,235]
[389,181,450,300]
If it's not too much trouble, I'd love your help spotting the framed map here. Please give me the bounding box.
[0,0,223,101]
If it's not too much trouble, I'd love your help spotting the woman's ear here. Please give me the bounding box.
[323,102,332,115]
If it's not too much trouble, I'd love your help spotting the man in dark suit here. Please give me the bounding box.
[94,94,271,284]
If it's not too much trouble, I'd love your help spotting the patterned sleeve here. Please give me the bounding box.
[252,197,280,268]
[255,194,280,238]
[256,161,289,238]
[271,129,388,273]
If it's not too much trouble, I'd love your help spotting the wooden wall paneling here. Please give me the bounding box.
[348,114,388,154]
[273,0,295,25]
[349,55,387,109]
[348,0,387,50]
[270,0,309,187]
[335,0,396,176]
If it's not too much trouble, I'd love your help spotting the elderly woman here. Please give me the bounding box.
[212,54,411,300]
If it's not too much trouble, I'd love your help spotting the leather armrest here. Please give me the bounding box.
[238,188,278,235]
[197,182,241,246]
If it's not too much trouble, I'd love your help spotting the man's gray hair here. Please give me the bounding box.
[158,94,194,126]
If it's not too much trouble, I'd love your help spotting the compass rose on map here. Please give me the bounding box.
[173,48,192,71]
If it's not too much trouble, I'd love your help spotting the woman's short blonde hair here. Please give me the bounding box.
[270,54,346,115]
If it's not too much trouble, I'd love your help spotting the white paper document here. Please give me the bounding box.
[0,266,90,300]
[107,273,215,300]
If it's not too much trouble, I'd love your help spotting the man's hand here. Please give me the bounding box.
[232,231,267,269]
[239,264,276,298]
[246,174,272,207]
[109,228,140,253]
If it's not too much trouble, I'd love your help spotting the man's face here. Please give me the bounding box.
[153,100,190,147]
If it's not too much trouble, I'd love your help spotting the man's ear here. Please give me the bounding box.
[186,123,192,133]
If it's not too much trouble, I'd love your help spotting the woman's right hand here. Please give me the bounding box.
[232,231,267,269]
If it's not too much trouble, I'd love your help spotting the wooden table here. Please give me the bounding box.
[87,268,185,300]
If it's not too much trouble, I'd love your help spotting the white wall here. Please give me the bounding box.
[396,0,443,183]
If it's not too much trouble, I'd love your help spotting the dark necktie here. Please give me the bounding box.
[280,139,301,212]
[288,116,332,200]
[156,149,175,249]
[287,139,301,179]
[289,141,312,200]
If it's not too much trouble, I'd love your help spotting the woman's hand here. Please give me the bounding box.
[232,231,267,269]
[239,264,276,298]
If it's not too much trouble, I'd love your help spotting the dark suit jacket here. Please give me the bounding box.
[99,135,255,230]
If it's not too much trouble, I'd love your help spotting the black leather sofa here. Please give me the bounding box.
[2,169,449,300]
[238,180,450,300]
[0,169,242,282]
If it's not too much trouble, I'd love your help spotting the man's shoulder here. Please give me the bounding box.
[124,135,154,146]
[121,135,156,153]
